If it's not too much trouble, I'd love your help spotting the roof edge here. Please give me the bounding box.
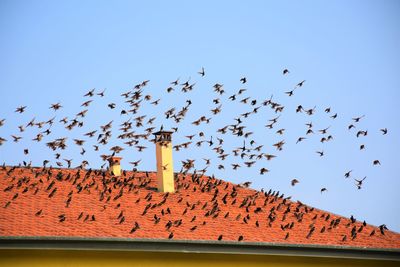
[0,236,399,261]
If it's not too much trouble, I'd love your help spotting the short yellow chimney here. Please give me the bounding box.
[153,130,174,193]
[108,156,122,176]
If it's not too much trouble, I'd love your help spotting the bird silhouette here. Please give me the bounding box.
[291,179,299,186]
[198,67,205,77]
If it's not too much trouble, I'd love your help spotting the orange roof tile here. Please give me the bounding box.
[1,166,399,249]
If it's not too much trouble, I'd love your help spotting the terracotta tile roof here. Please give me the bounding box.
[1,166,399,249]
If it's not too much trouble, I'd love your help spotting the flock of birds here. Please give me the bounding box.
[0,67,388,194]
[0,164,390,242]
[0,67,393,242]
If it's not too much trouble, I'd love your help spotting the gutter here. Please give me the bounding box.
[0,236,399,261]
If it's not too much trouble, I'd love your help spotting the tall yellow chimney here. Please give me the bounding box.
[108,156,122,176]
[153,130,174,193]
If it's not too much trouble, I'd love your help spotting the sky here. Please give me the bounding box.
[0,0,399,232]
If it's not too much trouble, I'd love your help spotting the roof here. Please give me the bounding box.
[1,166,400,250]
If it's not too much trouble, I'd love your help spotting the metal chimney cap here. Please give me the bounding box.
[153,130,174,136]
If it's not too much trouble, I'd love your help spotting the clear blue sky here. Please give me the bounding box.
[0,0,399,232]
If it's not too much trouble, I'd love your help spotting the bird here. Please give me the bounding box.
[373,160,381,166]
[296,137,306,144]
[84,89,95,97]
[264,154,276,161]
[35,209,43,216]
[380,128,388,135]
[97,89,106,97]
[356,130,367,138]
[198,67,205,77]
[295,80,306,88]
[58,214,66,222]
[285,90,294,96]
[11,135,22,142]
[129,159,141,167]
[170,78,180,86]
[354,176,366,189]
[15,106,27,113]
[352,115,365,123]
[319,126,330,134]
[379,224,388,235]
[283,69,290,75]
[284,233,289,240]
[344,170,352,178]
[240,77,247,84]
[238,235,244,241]
[50,103,62,111]
[81,100,93,107]
[369,230,375,236]
[316,150,324,157]
[130,222,140,234]
[150,99,160,105]
[239,182,252,188]
[320,188,327,193]
[291,179,299,186]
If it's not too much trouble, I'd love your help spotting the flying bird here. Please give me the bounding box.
[84,89,95,97]
[15,106,27,113]
[352,115,365,123]
[50,103,62,111]
[373,160,381,166]
[344,170,352,178]
[355,176,367,189]
[198,67,205,77]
